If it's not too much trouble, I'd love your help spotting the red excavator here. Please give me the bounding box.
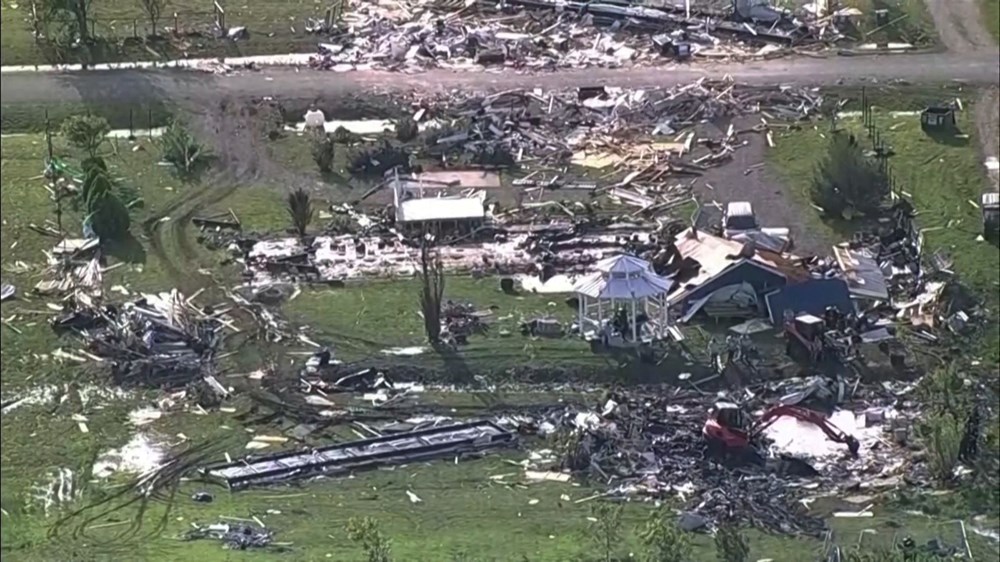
[703,401,860,463]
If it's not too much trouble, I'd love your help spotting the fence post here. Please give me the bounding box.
[45,109,54,162]
[148,108,154,137]
[174,12,179,34]
[129,108,135,137]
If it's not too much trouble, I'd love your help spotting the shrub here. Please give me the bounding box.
[61,115,110,157]
[810,132,888,218]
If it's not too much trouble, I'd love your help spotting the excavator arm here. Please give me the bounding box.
[750,404,860,458]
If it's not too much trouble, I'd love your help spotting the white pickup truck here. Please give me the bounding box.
[723,201,792,253]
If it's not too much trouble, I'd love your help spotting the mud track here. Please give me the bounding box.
[143,100,301,288]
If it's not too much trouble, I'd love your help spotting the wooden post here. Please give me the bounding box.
[45,109,54,162]
[30,0,41,43]
[174,12,179,34]
[129,107,134,137]
[214,1,226,31]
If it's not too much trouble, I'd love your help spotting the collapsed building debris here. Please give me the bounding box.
[237,81,823,285]
[184,521,274,550]
[35,238,104,298]
[307,0,860,72]
[50,291,229,389]
[202,420,515,489]
[523,377,919,536]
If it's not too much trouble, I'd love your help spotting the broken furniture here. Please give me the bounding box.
[202,420,515,489]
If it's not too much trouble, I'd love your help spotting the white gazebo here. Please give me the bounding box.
[572,254,673,344]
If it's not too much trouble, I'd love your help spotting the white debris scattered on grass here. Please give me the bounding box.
[516,274,578,294]
[969,524,1000,544]
[128,407,164,426]
[29,467,77,517]
[2,385,60,414]
[91,434,166,479]
[381,346,427,356]
[2,384,133,415]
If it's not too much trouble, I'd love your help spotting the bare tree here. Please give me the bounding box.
[137,0,167,36]
[418,235,445,345]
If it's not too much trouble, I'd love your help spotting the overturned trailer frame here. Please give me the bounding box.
[202,420,515,489]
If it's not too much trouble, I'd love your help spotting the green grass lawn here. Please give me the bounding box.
[768,105,1000,366]
[0,0,329,66]
[982,0,1000,42]
[843,0,939,47]
[286,279,604,371]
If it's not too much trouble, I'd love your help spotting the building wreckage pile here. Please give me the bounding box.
[308,0,859,71]
[235,80,824,283]
[516,378,908,536]
[221,369,963,537]
[50,290,230,390]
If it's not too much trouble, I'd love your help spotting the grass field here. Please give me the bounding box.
[0,0,330,66]
[982,0,1000,41]
[768,105,1000,366]
[845,0,939,47]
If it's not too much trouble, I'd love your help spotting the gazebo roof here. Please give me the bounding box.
[574,254,673,300]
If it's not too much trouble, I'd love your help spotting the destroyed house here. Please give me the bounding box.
[668,228,808,320]
[391,171,493,236]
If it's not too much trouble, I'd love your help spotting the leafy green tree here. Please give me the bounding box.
[810,132,888,218]
[346,517,392,562]
[637,508,690,562]
[714,525,749,562]
[40,0,92,44]
[587,502,625,562]
[286,187,314,237]
[311,133,336,173]
[923,411,963,482]
[81,157,130,241]
[61,115,109,158]
[159,121,209,174]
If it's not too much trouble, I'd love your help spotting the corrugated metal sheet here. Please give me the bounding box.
[204,421,514,489]
[832,246,890,301]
